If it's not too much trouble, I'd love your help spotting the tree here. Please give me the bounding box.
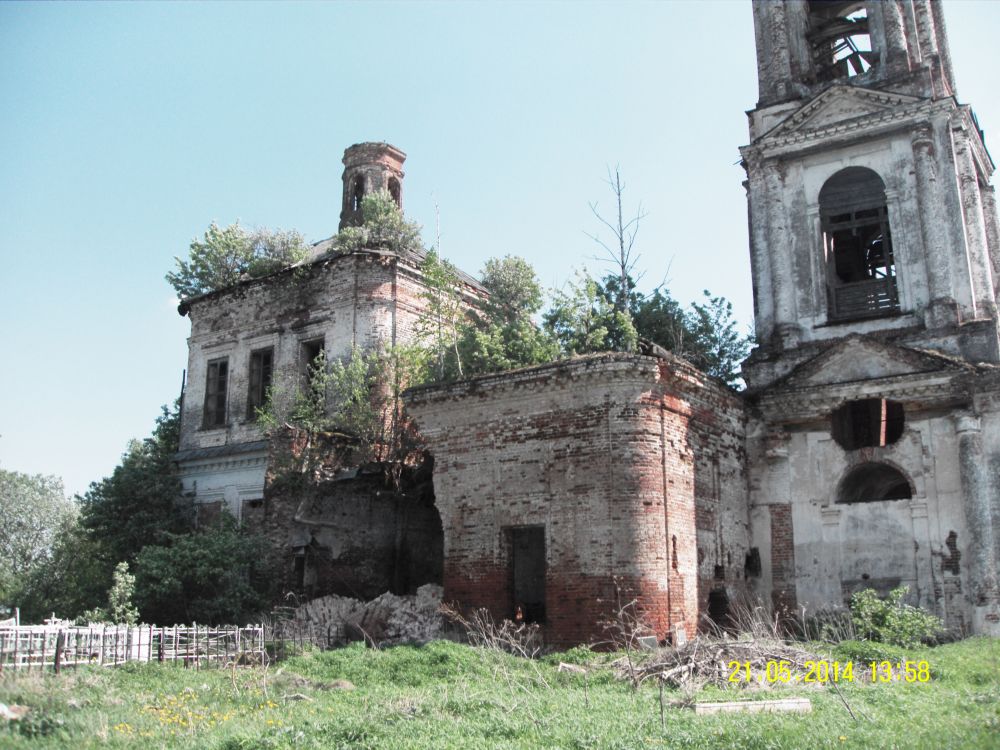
[166,222,309,299]
[458,256,558,376]
[544,270,638,356]
[586,167,646,345]
[0,469,75,603]
[257,343,429,486]
[480,255,545,321]
[683,291,754,386]
[10,517,107,622]
[9,403,193,622]
[134,515,275,625]
[595,272,753,387]
[82,562,139,625]
[631,286,690,354]
[417,249,467,380]
[78,403,193,570]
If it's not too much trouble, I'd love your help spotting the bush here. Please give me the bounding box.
[133,515,277,625]
[849,586,942,647]
[833,638,906,665]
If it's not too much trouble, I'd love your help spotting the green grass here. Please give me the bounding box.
[0,637,997,749]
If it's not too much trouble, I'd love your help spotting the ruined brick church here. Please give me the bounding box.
[175,1,1000,644]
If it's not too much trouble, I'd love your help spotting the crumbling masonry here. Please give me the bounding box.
[176,0,1000,645]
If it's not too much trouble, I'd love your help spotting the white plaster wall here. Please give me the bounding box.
[751,408,977,629]
[178,451,268,521]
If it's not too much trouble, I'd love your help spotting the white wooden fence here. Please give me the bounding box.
[0,623,266,673]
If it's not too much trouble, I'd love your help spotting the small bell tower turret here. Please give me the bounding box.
[339,142,406,230]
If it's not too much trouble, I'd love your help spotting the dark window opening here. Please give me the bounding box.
[744,548,762,578]
[707,589,732,630]
[202,358,229,428]
[510,526,546,624]
[247,347,274,419]
[301,339,325,376]
[827,207,893,284]
[713,564,725,581]
[807,2,874,81]
[388,177,401,207]
[942,531,961,575]
[820,168,899,321]
[293,553,306,590]
[301,339,326,407]
[351,175,365,212]
[838,462,912,504]
[831,398,904,450]
[302,339,324,363]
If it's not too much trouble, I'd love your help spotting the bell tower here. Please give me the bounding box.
[339,142,406,230]
[753,0,956,107]
[742,0,1000,388]
[742,1,1000,637]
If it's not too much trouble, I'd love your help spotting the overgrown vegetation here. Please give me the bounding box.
[0,470,75,610]
[9,405,276,626]
[168,176,753,388]
[255,343,427,491]
[455,255,560,377]
[133,515,276,626]
[0,637,995,749]
[335,189,425,257]
[166,222,310,299]
[849,586,943,648]
[545,270,639,356]
[82,562,139,626]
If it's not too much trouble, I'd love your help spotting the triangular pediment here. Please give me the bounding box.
[774,336,966,390]
[762,86,925,141]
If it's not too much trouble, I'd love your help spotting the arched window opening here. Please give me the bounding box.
[808,2,874,81]
[820,167,899,321]
[388,177,401,207]
[838,462,912,504]
[351,175,365,212]
[831,398,904,450]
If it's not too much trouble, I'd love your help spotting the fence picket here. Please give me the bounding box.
[0,623,265,672]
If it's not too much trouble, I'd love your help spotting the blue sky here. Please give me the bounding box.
[1,1,998,498]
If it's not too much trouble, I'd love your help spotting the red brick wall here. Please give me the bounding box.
[405,352,749,646]
[769,503,797,613]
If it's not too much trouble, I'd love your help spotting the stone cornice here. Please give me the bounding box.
[177,452,269,477]
[756,372,970,422]
[742,96,955,162]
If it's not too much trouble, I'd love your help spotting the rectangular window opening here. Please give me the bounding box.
[293,552,306,590]
[247,347,274,419]
[301,339,325,377]
[202,358,229,428]
[510,526,546,624]
[300,338,326,407]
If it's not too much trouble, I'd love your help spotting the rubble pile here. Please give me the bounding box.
[290,584,444,647]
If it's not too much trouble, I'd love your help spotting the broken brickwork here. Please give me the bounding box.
[175,141,485,522]
[248,428,443,600]
[404,352,750,647]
